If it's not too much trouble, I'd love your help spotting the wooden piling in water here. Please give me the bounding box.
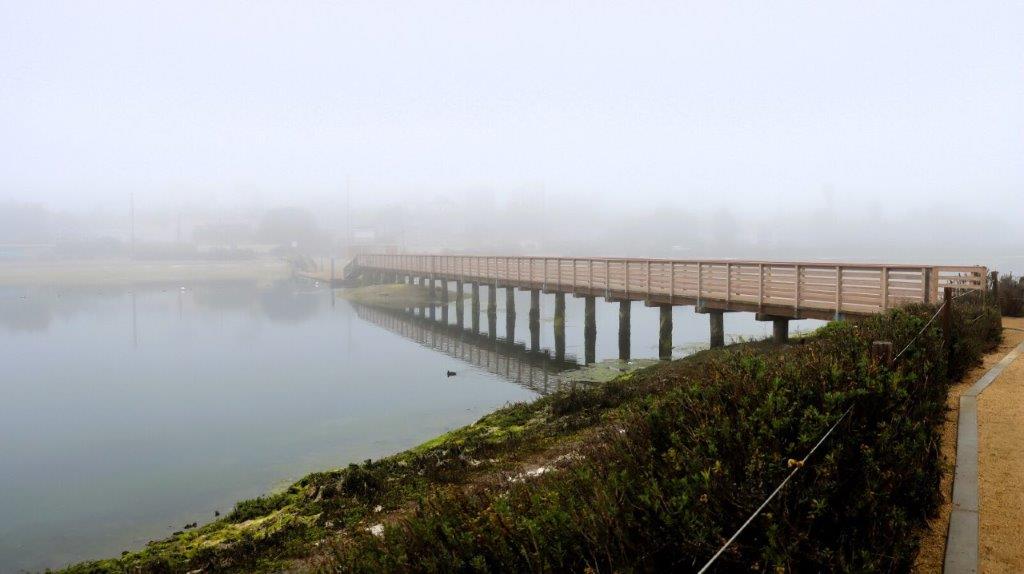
[471,283,481,332]
[659,304,672,360]
[585,296,596,364]
[554,293,565,362]
[455,281,465,327]
[618,300,631,361]
[710,310,724,349]
[773,318,789,344]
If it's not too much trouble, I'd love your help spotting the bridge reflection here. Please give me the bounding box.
[351,303,584,396]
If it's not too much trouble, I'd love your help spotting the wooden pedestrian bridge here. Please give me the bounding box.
[348,254,988,357]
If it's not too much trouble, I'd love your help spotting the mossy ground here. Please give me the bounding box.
[335,284,464,309]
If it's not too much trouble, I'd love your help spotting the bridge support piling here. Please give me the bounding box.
[755,313,791,344]
[440,280,449,323]
[584,296,596,364]
[505,287,517,341]
[506,287,516,317]
[455,281,465,327]
[773,318,789,344]
[554,293,566,362]
[709,311,724,349]
[659,305,673,360]
[471,283,481,333]
[529,290,541,351]
[487,286,498,338]
[618,301,631,361]
[506,312,516,342]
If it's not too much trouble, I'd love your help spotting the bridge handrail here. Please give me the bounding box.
[354,254,987,316]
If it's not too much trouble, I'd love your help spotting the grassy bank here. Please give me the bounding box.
[335,284,466,309]
[63,298,1000,573]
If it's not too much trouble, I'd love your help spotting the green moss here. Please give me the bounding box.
[336,284,467,309]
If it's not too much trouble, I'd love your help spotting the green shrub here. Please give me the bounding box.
[997,273,1024,317]
[340,460,384,501]
[227,492,291,523]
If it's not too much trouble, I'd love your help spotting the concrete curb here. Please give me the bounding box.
[944,340,1024,574]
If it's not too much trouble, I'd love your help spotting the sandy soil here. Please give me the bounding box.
[978,317,1024,573]
[913,318,1024,573]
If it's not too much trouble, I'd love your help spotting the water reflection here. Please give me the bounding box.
[0,280,325,336]
[0,280,534,572]
[353,303,583,396]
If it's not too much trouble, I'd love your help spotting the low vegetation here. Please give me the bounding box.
[997,273,1024,317]
[63,296,1000,573]
[335,283,460,309]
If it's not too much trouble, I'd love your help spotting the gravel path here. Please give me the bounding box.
[914,317,1024,573]
[977,317,1024,573]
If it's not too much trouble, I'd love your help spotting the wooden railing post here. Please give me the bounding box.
[726,263,731,303]
[670,262,676,300]
[624,259,630,298]
[605,260,610,299]
[836,265,843,315]
[881,266,889,310]
[758,263,764,310]
[922,267,931,303]
[942,286,953,367]
[697,262,703,303]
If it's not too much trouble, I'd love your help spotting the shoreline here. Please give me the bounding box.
[58,302,1002,573]
[0,259,292,286]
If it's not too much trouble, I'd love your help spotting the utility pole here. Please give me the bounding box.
[130,193,136,259]
[345,177,351,258]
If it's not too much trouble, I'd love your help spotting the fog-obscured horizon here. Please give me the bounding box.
[2,1,1022,271]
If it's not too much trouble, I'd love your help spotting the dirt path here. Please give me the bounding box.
[914,318,1024,573]
[977,317,1024,573]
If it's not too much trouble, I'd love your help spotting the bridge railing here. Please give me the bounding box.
[355,254,987,316]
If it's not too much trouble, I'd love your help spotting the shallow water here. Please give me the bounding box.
[0,279,821,571]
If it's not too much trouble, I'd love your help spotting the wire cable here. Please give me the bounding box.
[698,292,984,572]
[696,404,855,574]
[892,301,946,363]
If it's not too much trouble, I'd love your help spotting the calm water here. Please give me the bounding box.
[0,280,821,571]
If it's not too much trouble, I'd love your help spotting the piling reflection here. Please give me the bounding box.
[352,303,583,396]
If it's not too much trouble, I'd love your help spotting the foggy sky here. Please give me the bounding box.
[1,1,1022,221]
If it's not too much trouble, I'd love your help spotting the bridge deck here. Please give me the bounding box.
[355,254,987,321]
